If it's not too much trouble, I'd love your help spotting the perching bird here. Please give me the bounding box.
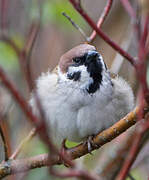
[30,44,134,150]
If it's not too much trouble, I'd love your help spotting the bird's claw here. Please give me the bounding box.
[83,135,96,154]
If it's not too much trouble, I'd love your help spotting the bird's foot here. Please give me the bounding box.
[83,135,95,154]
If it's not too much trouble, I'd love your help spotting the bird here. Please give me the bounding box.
[29,44,134,151]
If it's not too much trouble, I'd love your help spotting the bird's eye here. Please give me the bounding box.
[73,57,81,64]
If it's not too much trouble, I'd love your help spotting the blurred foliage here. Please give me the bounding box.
[126,170,144,180]
[26,168,49,180]
[0,0,88,72]
[31,0,87,29]
[0,42,18,71]
[24,137,48,156]
[23,137,80,157]
[0,35,24,72]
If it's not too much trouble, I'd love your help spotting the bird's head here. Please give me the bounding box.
[58,44,109,94]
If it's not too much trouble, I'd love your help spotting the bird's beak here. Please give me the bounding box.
[86,51,98,64]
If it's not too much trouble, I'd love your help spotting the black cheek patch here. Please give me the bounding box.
[67,71,81,81]
[86,60,103,94]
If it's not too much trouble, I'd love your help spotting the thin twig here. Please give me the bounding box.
[128,173,136,180]
[95,130,135,179]
[69,0,135,65]
[62,12,90,42]
[136,14,149,102]
[120,0,136,19]
[116,14,149,180]
[110,26,132,74]
[0,35,21,56]
[89,0,113,43]
[49,168,99,180]
[0,66,59,157]
[0,0,8,31]
[10,128,37,160]
[0,25,74,171]
[0,117,8,161]
[120,0,140,44]
[0,65,75,169]
[116,120,149,180]
[22,22,40,91]
[140,14,149,47]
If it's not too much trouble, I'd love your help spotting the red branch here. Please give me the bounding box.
[120,0,136,19]
[141,14,149,47]
[0,64,76,171]
[21,22,40,91]
[0,117,8,160]
[69,0,135,65]
[0,0,8,31]
[136,14,149,101]
[0,21,75,176]
[0,35,21,56]
[0,66,58,155]
[116,14,149,180]
[89,0,113,42]
[120,0,141,43]
[50,168,99,180]
[69,1,149,179]
[116,119,149,180]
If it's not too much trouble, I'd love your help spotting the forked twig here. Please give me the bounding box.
[10,128,37,160]
[69,0,135,65]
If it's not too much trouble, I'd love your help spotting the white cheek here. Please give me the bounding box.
[68,65,93,90]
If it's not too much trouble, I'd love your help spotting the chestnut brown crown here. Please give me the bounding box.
[59,44,96,73]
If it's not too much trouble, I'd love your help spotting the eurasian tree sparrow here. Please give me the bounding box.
[30,44,134,149]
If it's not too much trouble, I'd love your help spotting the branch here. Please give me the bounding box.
[67,107,138,159]
[0,154,98,180]
[49,168,99,180]
[69,0,135,65]
[0,106,147,178]
[116,119,149,180]
[120,0,136,19]
[22,22,40,91]
[96,130,135,179]
[116,13,149,179]
[62,12,90,42]
[0,22,40,91]
[0,65,75,169]
[0,0,8,31]
[0,66,59,157]
[10,128,36,160]
[0,35,21,57]
[0,117,9,161]
[89,0,113,43]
